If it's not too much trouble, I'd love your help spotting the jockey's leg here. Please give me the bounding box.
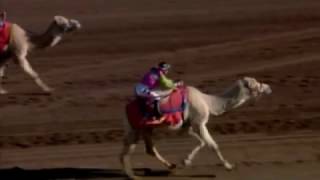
[152,99,162,118]
[137,97,148,118]
[143,91,161,121]
[135,84,149,113]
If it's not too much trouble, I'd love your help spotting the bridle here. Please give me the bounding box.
[243,80,262,97]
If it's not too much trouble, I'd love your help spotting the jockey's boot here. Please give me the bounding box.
[152,100,161,116]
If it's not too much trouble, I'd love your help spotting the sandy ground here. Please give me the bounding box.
[1,0,320,179]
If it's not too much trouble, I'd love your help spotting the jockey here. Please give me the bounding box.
[135,61,178,124]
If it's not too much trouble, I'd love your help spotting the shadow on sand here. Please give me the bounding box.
[0,167,126,179]
[0,167,216,179]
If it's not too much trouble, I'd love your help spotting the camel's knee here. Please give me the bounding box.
[119,154,125,164]
[208,141,219,149]
[145,147,156,156]
[119,152,131,166]
[17,57,38,77]
[23,66,39,78]
[142,132,155,156]
[199,141,206,148]
[146,151,156,156]
[125,144,137,154]
[144,141,156,156]
[121,137,137,156]
[120,142,134,156]
[194,138,206,149]
[0,69,5,77]
[123,131,139,144]
[198,125,220,150]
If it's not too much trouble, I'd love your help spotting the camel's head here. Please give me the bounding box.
[241,77,272,98]
[49,16,81,47]
[53,16,81,33]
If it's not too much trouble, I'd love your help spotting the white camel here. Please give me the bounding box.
[0,16,81,94]
[120,77,272,179]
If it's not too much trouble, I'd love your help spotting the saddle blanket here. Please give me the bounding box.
[0,22,10,54]
[126,86,187,129]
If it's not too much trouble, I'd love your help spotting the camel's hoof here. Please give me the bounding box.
[43,87,54,94]
[225,163,235,171]
[46,88,54,92]
[127,175,142,180]
[168,163,177,170]
[0,89,8,94]
[182,159,192,167]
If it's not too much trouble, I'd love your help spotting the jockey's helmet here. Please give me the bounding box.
[158,61,171,73]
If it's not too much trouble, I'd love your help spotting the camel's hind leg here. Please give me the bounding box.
[199,123,234,170]
[182,126,206,166]
[0,65,8,94]
[16,55,53,93]
[120,129,140,180]
[143,129,176,170]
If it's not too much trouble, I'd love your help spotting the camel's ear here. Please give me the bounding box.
[243,77,258,89]
[54,16,66,25]
[70,19,82,29]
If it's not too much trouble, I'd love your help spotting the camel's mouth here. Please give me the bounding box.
[54,16,81,33]
[241,77,272,98]
[61,19,81,33]
[69,19,81,30]
[262,84,272,95]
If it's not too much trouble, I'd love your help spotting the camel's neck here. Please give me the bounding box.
[206,82,249,115]
[219,82,249,111]
[29,22,62,49]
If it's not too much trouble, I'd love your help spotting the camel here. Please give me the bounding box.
[120,77,272,179]
[0,16,81,94]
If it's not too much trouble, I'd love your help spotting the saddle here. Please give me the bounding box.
[0,22,10,55]
[126,86,188,129]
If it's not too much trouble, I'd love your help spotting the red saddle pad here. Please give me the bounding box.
[0,22,10,54]
[126,86,187,129]
[158,87,187,126]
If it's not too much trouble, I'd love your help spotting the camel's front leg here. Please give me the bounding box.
[143,129,176,170]
[0,65,8,94]
[120,129,140,180]
[182,126,206,166]
[16,55,53,93]
[199,123,234,170]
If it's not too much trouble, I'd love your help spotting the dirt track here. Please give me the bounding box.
[1,0,320,179]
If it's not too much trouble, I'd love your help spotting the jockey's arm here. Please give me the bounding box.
[159,73,175,89]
